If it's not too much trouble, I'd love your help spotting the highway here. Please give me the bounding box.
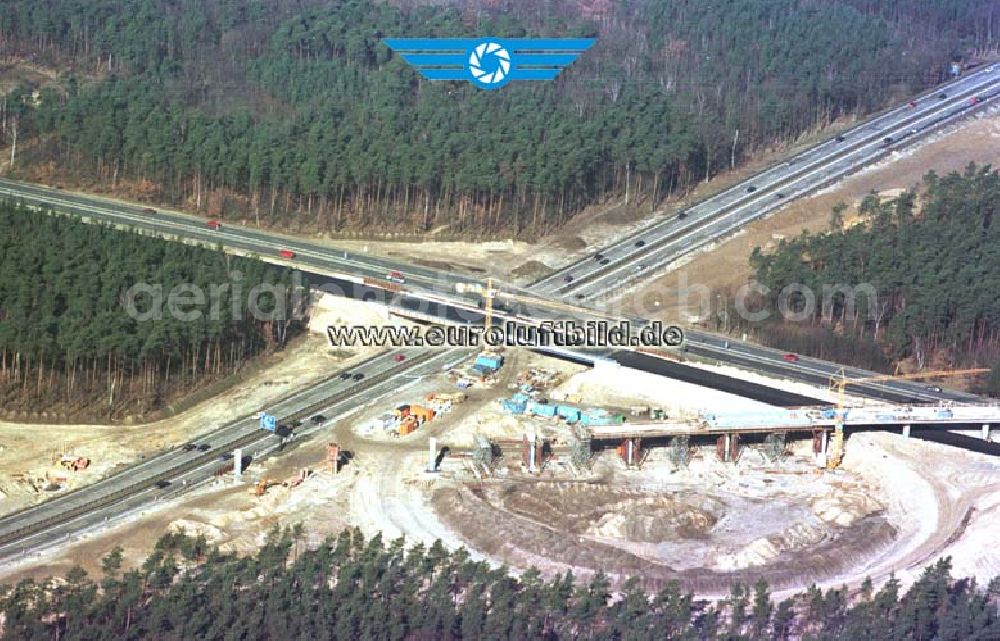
[0,348,466,565]
[532,65,1000,298]
[340,282,977,406]
[0,178,461,294]
[0,65,997,563]
[343,276,981,406]
[0,69,993,411]
[0,177,982,408]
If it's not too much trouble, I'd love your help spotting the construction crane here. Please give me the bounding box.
[483,277,495,330]
[825,367,988,468]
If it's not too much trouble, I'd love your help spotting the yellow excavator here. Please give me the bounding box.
[250,478,277,497]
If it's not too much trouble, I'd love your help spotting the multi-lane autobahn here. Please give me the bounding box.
[0,348,466,565]
[532,64,1000,299]
[2,68,996,408]
[0,64,997,565]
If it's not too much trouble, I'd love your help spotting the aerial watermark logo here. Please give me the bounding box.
[384,38,596,90]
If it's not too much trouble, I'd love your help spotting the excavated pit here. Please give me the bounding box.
[500,483,721,542]
[432,474,897,594]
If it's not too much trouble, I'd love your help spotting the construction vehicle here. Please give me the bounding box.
[58,455,90,471]
[284,468,311,488]
[826,367,988,468]
[399,416,419,436]
[409,405,436,424]
[250,478,277,497]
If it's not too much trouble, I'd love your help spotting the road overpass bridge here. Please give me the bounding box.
[583,403,1000,467]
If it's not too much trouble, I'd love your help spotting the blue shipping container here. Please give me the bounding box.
[528,403,558,417]
[475,355,503,370]
[502,399,527,414]
[556,406,581,422]
[581,411,623,427]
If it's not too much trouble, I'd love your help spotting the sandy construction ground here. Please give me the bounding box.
[5,350,999,602]
[0,292,387,517]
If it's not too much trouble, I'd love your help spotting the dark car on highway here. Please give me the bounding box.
[835,135,845,142]
[311,414,327,424]
[634,240,646,248]
[746,185,757,193]
[340,372,352,380]
[197,444,211,452]
[563,274,573,283]
[882,136,893,145]
[353,373,365,381]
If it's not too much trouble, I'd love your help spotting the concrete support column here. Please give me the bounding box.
[428,437,437,472]
[983,424,991,442]
[326,443,340,474]
[902,424,911,439]
[723,434,732,462]
[816,430,828,468]
[528,433,537,472]
[233,448,243,483]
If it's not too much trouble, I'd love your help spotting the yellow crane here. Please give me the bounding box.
[825,367,988,468]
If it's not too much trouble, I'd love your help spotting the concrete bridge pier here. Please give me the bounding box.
[983,424,992,442]
[812,429,828,468]
[617,438,643,467]
[717,434,731,462]
[902,424,911,439]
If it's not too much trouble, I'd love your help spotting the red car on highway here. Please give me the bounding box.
[782,353,799,363]
[206,219,221,230]
[394,354,406,362]
[278,249,295,259]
